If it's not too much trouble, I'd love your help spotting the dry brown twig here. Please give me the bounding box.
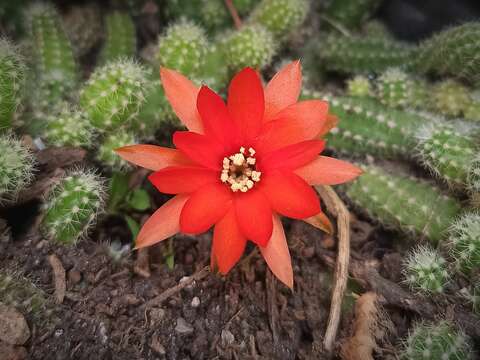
[225,0,242,30]
[48,254,66,304]
[315,185,351,353]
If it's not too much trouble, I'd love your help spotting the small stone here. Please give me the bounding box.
[149,308,165,324]
[191,297,200,308]
[175,317,193,334]
[0,341,27,360]
[0,304,30,345]
[221,329,235,346]
[150,334,166,355]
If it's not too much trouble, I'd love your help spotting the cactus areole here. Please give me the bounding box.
[115,61,362,287]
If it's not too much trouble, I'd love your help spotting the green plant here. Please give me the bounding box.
[401,321,472,360]
[42,169,105,245]
[376,68,414,109]
[100,11,136,63]
[79,59,148,132]
[97,131,136,171]
[199,43,229,91]
[431,80,471,118]
[346,75,372,98]
[448,213,480,274]
[324,0,382,29]
[344,164,462,244]
[403,245,449,294]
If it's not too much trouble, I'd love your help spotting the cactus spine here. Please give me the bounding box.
[344,164,462,244]
[100,12,136,63]
[0,38,25,131]
[403,245,449,294]
[79,59,147,132]
[448,213,480,274]
[42,169,105,245]
[97,132,136,171]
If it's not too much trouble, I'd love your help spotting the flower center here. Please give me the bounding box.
[221,146,261,192]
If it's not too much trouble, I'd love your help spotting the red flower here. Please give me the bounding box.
[116,61,361,288]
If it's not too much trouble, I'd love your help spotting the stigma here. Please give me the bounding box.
[221,147,261,193]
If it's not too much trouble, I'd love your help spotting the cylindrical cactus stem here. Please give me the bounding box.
[223,24,276,71]
[0,38,25,131]
[401,321,472,360]
[303,91,422,159]
[414,22,480,83]
[431,80,472,118]
[100,11,136,63]
[155,20,208,78]
[249,0,309,40]
[346,75,373,98]
[199,0,230,33]
[44,102,95,148]
[320,33,415,74]
[376,68,414,109]
[468,154,480,196]
[63,4,103,58]
[199,43,229,92]
[324,0,382,29]
[344,164,462,244]
[97,131,136,172]
[0,134,35,202]
[415,122,477,189]
[79,59,148,132]
[403,245,449,294]
[42,169,106,245]
[448,213,480,274]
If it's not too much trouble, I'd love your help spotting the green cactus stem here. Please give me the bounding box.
[100,11,136,63]
[97,132,136,171]
[431,80,472,118]
[376,68,414,109]
[324,0,382,29]
[346,75,373,98]
[448,213,480,274]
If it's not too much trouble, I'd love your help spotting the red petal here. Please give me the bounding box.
[197,86,238,146]
[259,214,293,289]
[160,67,203,133]
[115,145,192,171]
[135,194,188,248]
[227,67,264,142]
[256,100,329,153]
[148,166,218,194]
[212,207,247,274]
[180,183,232,234]
[303,211,334,234]
[295,156,363,185]
[264,60,302,122]
[258,140,325,172]
[173,131,225,170]
[260,171,320,219]
[318,114,338,137]
[235,189,272,246]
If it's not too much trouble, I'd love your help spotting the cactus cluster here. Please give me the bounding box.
[79,59,148,132]
[97,132,136,171]
[64,5,103,58]
[324,0,382,29]
[431,80,472,118]
[401,321,472,360]
[100,12,136,63]
[403,246,449,294]
[0,135,35,201]
[344,164,462,244]
[448,213,480,274]
[42,169,105,245]
[0,38,25,131]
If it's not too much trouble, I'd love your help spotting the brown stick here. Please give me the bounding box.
[142,266,210,309]
[315,185,351,353]
[225,0,242,29]
[266,269,280,344]
[48,254,66,304]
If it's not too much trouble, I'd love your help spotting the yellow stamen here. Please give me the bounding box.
[220,147,261,192]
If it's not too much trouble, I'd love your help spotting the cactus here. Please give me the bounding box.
[42,169,105,245]
[0,135,35,201]
[199,0,230,32]
[324,0,382,29]
[97,132,136,171]
[249,0,309,40]
[465,98,480,122]
[26,3,78,102]
[223,24,276,71]
[403,245,449,294]
[0,38,26,131]
[467,154,480,195]
[401,321,472,360]
[44,103,94,148]
[415,123,477,189]
[320,33,414,74]
[363,20,393,39]
[156,20,208,78]
[344,164,462,244]
[64,5,103,58]
[448,213,480,274]
[431,80,471,118]
[346,75,373,98]
[199,44,229,91]
[414,22,480,84]
[100,12,136,63]
[376,68,414,109]
[303,91,422,159]
[79,59,147,132]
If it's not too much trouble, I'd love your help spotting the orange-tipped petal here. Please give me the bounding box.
[294,156,363,185]
[212,207,247,274]
[148,166,218,194]
[303,211,334,234]
[160,67,203,133]
[135,194,188,249]
[259,214,293,289]
[318,114,339,137]
[115,145,192,171]
[259,140,325,172]
[264,60,302,122]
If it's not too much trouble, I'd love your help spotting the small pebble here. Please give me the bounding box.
[221,329,235,346]
[0,304,30,345]
[175,317,193,334]
[191,297,200,308]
